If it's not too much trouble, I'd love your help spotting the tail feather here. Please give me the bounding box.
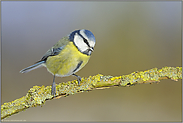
[20,61,45,73]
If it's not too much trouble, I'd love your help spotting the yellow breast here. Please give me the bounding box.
[45,42,90,77]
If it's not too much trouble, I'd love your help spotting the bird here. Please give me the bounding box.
[20,29,96,96]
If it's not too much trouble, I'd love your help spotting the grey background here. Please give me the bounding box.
[1,1,181,122]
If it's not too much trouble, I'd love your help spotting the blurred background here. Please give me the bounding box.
[1,1,181,122]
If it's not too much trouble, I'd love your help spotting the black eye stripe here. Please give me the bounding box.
[78,32,90,47]
[83,38,90,47]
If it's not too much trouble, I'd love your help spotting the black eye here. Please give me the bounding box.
[83,38,90,47]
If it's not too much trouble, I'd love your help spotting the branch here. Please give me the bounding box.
[1,66,182,119]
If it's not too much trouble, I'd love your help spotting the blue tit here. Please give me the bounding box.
[20,29,96,96]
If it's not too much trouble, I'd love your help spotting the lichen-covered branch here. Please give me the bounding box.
[1,66,182,119]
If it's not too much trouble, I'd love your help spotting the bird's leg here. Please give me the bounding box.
[51,75,56,96]
[72,74,81,85]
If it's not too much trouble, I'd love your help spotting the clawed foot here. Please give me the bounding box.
[72,74,81,85]
[77,76,81,85]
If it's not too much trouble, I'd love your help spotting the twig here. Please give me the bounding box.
[1,66,182,119]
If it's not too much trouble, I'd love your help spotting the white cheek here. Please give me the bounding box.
[74,34,88,52]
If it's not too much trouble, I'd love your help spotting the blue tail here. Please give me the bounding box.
[20,61,45,73]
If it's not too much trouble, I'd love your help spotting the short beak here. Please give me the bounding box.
[89,47,94,52]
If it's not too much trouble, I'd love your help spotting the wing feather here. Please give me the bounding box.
[39,36,70,62]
